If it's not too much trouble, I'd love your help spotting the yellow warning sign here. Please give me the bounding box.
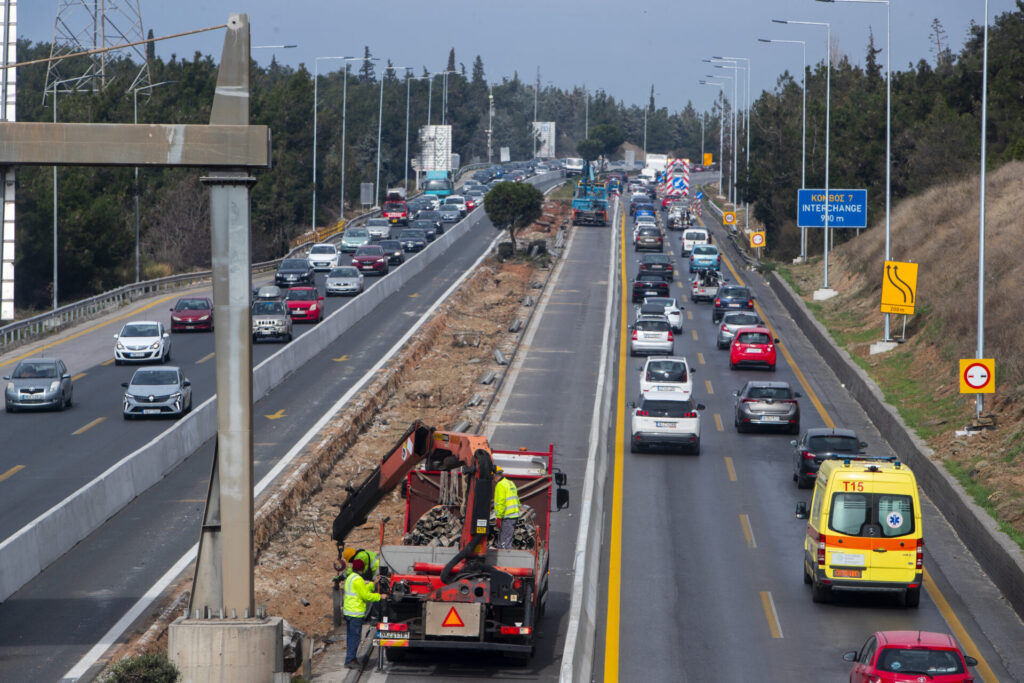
[880,260,918,315]
[959,358,995,394]
[750,232,766,249]
[703,152,713,167]
[723,211,736,226]
[441,607,465,628]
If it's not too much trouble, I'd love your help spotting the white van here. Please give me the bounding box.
[564,158,585,176]
[682,228,709,255]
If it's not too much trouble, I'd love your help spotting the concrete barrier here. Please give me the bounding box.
[769,272,1024,620]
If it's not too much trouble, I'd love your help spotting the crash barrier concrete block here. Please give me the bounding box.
[769,272,1024,620]
[169,616,285,683]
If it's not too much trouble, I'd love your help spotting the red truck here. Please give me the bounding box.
[332,422,569,663]
[383,189,409,226]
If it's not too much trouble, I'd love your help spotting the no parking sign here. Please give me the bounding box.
[750,232,766,249]
[959,358,995,394]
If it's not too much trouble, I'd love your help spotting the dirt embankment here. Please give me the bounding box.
[783,161,1024,541]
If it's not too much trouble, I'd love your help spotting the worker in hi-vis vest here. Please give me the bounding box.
[493,466,521,549]
[342,555,382,669]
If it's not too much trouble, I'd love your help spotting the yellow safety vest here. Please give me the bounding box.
[494,477,521,519]
[343,572,381,618]
[342,550,379,578]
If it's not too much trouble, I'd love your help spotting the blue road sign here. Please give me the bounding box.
[797,189,867,228]
[695,190,704,200]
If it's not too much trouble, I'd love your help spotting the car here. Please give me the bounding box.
[716,311,762,349]
[251,298,293,342]
[682,228,709,255]
[399,228,428,252]
[792,427,867,488]
[114,321,171,365]
[733,380,801,433]
[325,266,364,296]
[409,218,439,240]
[414,210,444,234]
[630,391,705,454]
[463,196,477,212]
[351,244,389,275]
[275,258,315,287]
[630,315,674,356]
[712,285,755,322]
[444,195,468,217]
[122,366,192,420]
[638,253,674,282]
[691,269,726,303]
[254,285,284,300]
[689,244,721,273]
[377,239,405,266]
[641,296,683,332]
[340,226,372,253]
[844,631,978,682]
[365,218,392,241]
[307,243,340,271]
[406,196,433,214]
[3,358,73,412]
[438,204,461,223]
[635,226,664,252]
[632,273,670,303]
[169,296,214,332]
[638,356,693,398]
[730,326,779,370]
[285,286,325,323]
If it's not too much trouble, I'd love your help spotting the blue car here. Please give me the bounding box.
[689,244,721,273]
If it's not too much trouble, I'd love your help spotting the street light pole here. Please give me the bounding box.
[977,0,990,419]
[643,105,648,160]
[404,69,412,191]
[716,56,752,232]
[584,84,589,138]
[706,70,735,204]
[132,80,176,283]
[339,56,366,221]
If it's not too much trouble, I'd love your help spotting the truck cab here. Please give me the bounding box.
[423,171,454,200]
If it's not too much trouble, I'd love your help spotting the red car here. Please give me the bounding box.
[661,196,676,209]
[352,245,389,275]
[169,297,213,332]
[729,326,778,370]
[285,287,324,323]
[844,631,978,682]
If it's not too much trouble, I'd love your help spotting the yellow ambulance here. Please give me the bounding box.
[795,456,923,607]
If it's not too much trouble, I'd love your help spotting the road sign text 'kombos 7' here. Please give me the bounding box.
[797,189,867,228]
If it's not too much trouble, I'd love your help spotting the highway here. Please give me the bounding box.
[0,174,565,682]
[599,194,1024,680]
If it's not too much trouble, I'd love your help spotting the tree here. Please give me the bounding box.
[576,138,604,162]
[589,123,624,156]
[446,48,456,72]
[359,46,375,83]
[471,55,485,85]
[484,182,544,252]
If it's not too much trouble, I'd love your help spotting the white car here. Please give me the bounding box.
[682,228,710,255]
[639,356,693,399]
[307,243,339,271]
[630,391,705,454]
[444,195,468,217]
[630,315,674,356]
[114,321,171,365]
[643,296,683,332]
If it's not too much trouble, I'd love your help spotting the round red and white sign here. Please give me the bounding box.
[963,362,992,390]
[751,233,765,247]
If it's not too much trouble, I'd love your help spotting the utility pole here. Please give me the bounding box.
[487,86,494,164]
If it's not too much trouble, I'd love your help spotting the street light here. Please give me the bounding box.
[817,0,893,336]
[711,60,744,211]
[403,69,413,191]
[377,66,409,207]
[699,80,726,195]
[759,37,807,259]
[312,55,355,231]
[440,69,459,126]
[132,80,176,283]
[976,0,991,419]
[775,18,832,293]
[716,55,752,233]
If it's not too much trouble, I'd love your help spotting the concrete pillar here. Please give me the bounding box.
[168,616,288,683]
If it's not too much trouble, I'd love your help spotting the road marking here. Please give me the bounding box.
[254,442,277,447]
[714,413,723,432]
[691,329,698,341]
[724,456,737,481]
[333,354,349,362]
[0,465,25,483]
[409,292,420,298]
[265,409,286,420]
[697,352,705,365]
[71,372,87,381]
[73,417,106,435]
[686,310,693,320]
[675,281,682,288]
[760,591,783,638]
[102,358,115,366]
[740,514,757,548]
[0,291,184,370]
[196,352,215,364]
[705,380,713,395]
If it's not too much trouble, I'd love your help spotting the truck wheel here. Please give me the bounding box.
[904,587,921,609]
[385,647,408,663]
[811,579,831,604]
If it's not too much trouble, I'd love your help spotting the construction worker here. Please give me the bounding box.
[340,547,379,579]
[493,466,521,549]
[343,556,382,670]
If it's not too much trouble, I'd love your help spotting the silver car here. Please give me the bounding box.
[122,366,192,419]
[438,204,461,223]
[251,299,293,342]
[365,218,391,241]
[733,381,802,434]
[4,358,73,412]
[325,266,364,296]
[630,315,674,356]
[716,311,763,349]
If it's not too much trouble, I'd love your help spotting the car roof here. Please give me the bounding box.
[636,314,670,323]
[875,631,959,649]
[804,427,859,439]
[124,320,161,326]
[132,365,181,376]
[18,357,61,365]
[310,242,336,249]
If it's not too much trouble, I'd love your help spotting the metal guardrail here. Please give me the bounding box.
[0,163,491,355]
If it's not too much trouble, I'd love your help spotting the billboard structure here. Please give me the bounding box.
[2,2,16,320]
[418,125,452,172]
[533,121,556,159]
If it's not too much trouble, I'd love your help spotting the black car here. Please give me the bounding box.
[275,258,315,287]
[638,253,674,282]
[410,219,439,241]
[792,428,867,488]
[713,285,755,323]
[377,239,405,266]
[415,211,444,235]
[632,273,670,303]
[399,228,428,252]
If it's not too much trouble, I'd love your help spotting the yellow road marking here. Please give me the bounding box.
[760,591,783,638]
[675,281,682,288]
[333,354,350,362]
[724,456,737,481]
[740,514,757,548]
[196,352,215,364]
[73,417,106,435]
[0,465,25,483]
[714,413,724,432]
[71,372,87,381]
[0,292,183,370]
[705,379,713,395]
[265,409,286,420]
[102,358,115,366]
[686,310,693,320]
[697,352,705,365]
[409,292,420,298]
[691,329,698,341]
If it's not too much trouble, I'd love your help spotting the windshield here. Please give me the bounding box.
[720,287,750,299]
[366,219,389,227]
[685,231,707,240]
[121,323,160,337]
[737,332,771,345]
[639,399,694,418]
[287,289,317,301]
[346,228,369,237]
[747,385,792,400]
[378,240,400,250]
[417,211,440,220]
[808,435,860,453]
[875,647,964,675]
[724,313,760,326]
[444,197,463,205]
[355,246,383,256]
[174,299,209,311]
[310,245,335,255]
[410,221,434,230]
[13,362,59,379]
[644,254,671,264]
[693,246,717,256]
[131,370,179,386]
[829,493,915,538]
[424,179,453,191]
[384,202,406,212]
[636,319,669,332]
[646,297,674,307]
[646,361,687,382]
[329,267,359,278]
[280,259,307,269]
[252,301,286,315]
[401,230,426,239]
[638,228,659,236]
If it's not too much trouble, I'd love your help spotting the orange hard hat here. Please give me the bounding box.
[342,547,356,562]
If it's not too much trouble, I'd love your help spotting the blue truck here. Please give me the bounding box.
[422,170,454,200]
[571,161,608,226]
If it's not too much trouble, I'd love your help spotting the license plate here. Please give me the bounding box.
[759,415,781,422]
[258,330,274,336]
[833,569,862,578]
[643,334,658,339]
[143,409,160,414]
[656,385,678,391]
[376,631,410,640]
[130,352,145,358]
[646,290,658,295]
[655,421,676,428]
[748,348,762,353]
[729,303,740,307]
[831,552,865,566]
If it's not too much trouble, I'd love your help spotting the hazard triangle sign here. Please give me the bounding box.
[441,606,465,628]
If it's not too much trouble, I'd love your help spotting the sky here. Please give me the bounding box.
[16,0,1020,115]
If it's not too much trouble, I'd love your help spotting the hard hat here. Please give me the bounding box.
[494,466,504,474]
[351,557,366,573]
[342,547,356,562]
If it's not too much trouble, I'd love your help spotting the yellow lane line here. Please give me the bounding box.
[0,292,183,370]
[604,205,628,680]
[760,591,783,638]
[705,379,713,395]
[71,372,87,381]
[196,352,215,364]
[697,352,705,365]
[691,329,698,341]
[686,310,693,321]
[73,416,106,435]
[724,456,737,481]
[714,414,724,432]
[0,465,25,483]
[102,358,115,366]
[740,514,757,548]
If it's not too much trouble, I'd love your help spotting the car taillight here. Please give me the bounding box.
[783,399,798,405]
[631,330,638,340]
[801,450,815,460]
[916,539,923,569]
[714,298,721,306]
[747,300,754,308]
[500,626,532,635]
[683,411,697,418]
[667,330,674,341]
[741,398,759,404]
[636,409,648,416]
[376,622,408,631]
[721,324,728,332]
[817,538,826,566]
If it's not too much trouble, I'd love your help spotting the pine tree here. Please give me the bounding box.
[359,46,375,83]
[446,48,456,72]
[472,55,485,85]
[146,29,155,63]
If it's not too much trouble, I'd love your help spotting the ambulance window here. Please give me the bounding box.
[878,495,914,537]
[829,493,870,536]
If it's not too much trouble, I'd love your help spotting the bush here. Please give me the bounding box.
[100,653,180,683]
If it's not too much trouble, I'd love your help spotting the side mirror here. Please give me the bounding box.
[696,403,706,411]
[183,379,191,387]
[965,656,978,667]
[554,470,568,487]
[169,307,174,312]
[164,332,170,339]
[732,390,740,397]
[556,487,570,511]
[62,373,71,380]
[121,382,129,388]
[790,440,798,446]
[842,652,857,663]
[774,338,780,344]
[859,441,868,449]
[113,333,119,339]
[795,502,809,519]
[794,392,803,398]
[628,401,636,409]
[690,368,696,374]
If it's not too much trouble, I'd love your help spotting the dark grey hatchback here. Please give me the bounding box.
[791,427,867,488]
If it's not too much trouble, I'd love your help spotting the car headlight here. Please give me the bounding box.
[116,341,125,350]
[149,341,161,349]
[5,382,13,394]
[49,381,60,392]
[309,304,318,311]
[170,392,181,400]
[171,315,182,321]
[197,315,209,321]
